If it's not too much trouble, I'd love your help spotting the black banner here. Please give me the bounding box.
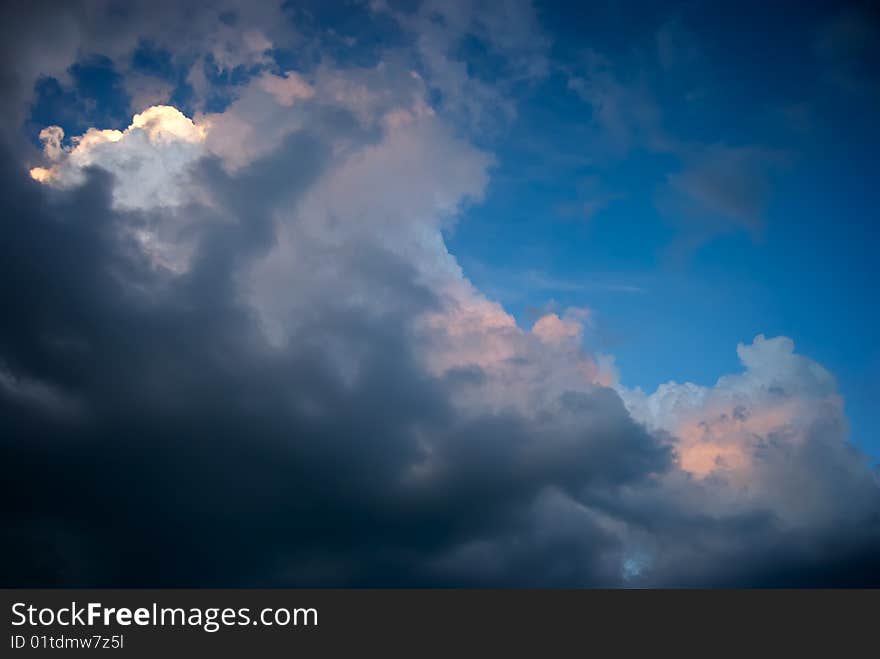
[2,589,877,656]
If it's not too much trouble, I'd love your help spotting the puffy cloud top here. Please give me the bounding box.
[30,106,207,210]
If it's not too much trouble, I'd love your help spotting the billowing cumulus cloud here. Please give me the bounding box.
[623,335,879,522]
[1,0,878,587]
[30,106,207,209]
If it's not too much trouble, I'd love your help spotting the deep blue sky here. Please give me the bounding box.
[26,0,879,459]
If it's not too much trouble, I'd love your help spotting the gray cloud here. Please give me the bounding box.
[655,143,788,258]
[0,142,670,585]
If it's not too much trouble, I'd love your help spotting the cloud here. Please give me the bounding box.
[197,72,314,173]
[9,39,667,587]
[0,1,299,136]
[256,71,314,107]
[622,334,880,526]
[615,335,880,585]
[2,0,879,588]
[26,105,211,273]
[656,143,787,248]
[372,0,550,131]
[4,124,667,587]
[29,106,207,209]
[123,73,174,112]
[566,52,667,157]
[531,310,587,346]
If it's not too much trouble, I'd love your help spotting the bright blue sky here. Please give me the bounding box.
[448,0,880,460]
[26,0,879,460]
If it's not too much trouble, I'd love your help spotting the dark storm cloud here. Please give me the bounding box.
[0,123,671,586]
[3,130,877,587]
[1,0,879,588]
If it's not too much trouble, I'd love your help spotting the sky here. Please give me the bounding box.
[1,0,878,587]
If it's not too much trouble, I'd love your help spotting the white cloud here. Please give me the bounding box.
[620,334,879,530]
[29,106,210,273]
[30,106,207,210]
